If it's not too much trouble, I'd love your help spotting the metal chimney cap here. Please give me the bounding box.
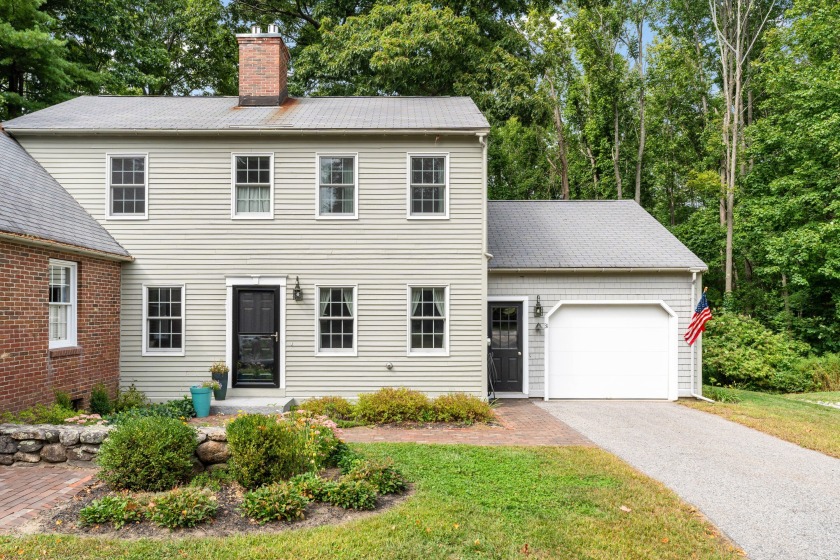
[250,25,262,34]
[267,23,279,33]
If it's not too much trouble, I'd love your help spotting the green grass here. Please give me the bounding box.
[786,391,840,403]
[684,387,840,458]
[0,444,740,559]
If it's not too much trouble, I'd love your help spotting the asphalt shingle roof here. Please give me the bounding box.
[488,200,706,270]
[0,131,130,258]
[2,96,490,131]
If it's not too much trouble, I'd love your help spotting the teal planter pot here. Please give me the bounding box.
[190,386,212,418]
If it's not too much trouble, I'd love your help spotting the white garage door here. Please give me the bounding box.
[547,303,674,399]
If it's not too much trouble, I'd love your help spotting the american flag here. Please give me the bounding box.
[685,291,712,346]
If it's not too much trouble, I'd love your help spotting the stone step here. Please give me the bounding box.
[210,396,295,415]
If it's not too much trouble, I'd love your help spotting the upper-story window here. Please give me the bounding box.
[49,259,77,349]
[233,154,274,219]
[107,154,147,219]
[318,155,357,218]
[408,154,448,218]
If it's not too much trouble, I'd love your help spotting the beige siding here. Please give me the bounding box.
[488,272,702,397]
[20,135,487,400]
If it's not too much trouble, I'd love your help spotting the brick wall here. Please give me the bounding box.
[237,35,290,104]
[0,239,122,413]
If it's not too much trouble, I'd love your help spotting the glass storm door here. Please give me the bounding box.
[489,302,524,392]
[232,287,280,387]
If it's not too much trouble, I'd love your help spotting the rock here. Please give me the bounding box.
[204,427,227,442]
[59,429,80,447]
[66,447,94,462]
[190,456,205,475]
[40,444,67,463]
[80,430,107,444]
[17,440,44,453]
[0,454,13,466]
[196,441,229,464]
[13,451,41,463]
[0,436,18,454]
[206,463,228,473]
[11,428,45,441]
[43,429,60,443]
[196,432,208,444]
[79,444,99,455]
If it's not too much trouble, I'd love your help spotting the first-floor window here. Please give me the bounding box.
[409,287,447,351]
[49,260,77,348]
[318,287,355,352]
[144,286,184,354]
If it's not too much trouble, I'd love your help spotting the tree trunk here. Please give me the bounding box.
[634,17,646,205]
[547,77,571,200]
[613,102,622,199]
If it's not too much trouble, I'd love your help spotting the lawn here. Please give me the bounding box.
[0,444,740,560]
[683,387,840,458]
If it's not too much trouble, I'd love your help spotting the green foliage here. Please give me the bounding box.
[703,312,812,392]
[431,393,495,424]
[146,487,217,529]
[355,388,433,423]
[240,482,309,524]
[0,403,78,425]
[288,472,331,501]
[96,416,197,492]
[79,496,144,529]
[344,458,407,495]
[703,385,743,404]
[113,384,148,412]
[296,396,355,420]
[796,354,840,392]
[189,468,235,492]
[89,384,113,415]
[323,479,378,510]
[106,397,195,425]
[53,390,73,409]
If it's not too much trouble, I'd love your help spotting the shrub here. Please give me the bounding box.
[240,482,308,524]
[797,353,840,392]
[89,384,113,415]
[324,479,378,510]
[54,390,73,410]
[289,472,330,501]
[106,397,196,425]
[227,414,313,489]
[431,393,494,424]
[703,312,812,392]
[355,388,432,423]
[96,416,197,492]
[703,385,742,403]
[113,384,148,412]
[0,403,78,425]
[297,396,355,421]
[344,458,407,495]
[189,468,235,492]
[146,487,217,529]
[79,496,144,529]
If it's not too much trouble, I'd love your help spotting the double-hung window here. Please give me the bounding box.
[317,287,356,354]
[408,286,448,353]
[107,154,147,218]
[143,285,185,355]
[318,155,357,218]
[48,260,77,348]
[408,155,447,218]
[233,154,273,218]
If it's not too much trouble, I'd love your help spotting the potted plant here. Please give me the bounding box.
[189,381,219,418]
[209,361,229,401]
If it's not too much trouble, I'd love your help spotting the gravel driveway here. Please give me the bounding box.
[537,401,840,560]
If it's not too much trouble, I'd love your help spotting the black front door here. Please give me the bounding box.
[489,302,523,393]
[233,287,280,388]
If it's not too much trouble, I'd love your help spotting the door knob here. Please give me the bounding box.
[518,351,522,356]
[272,332,279,342]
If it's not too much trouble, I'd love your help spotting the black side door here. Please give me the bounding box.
[488,302,523,392]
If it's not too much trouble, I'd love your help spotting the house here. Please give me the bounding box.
[0,27,706,410]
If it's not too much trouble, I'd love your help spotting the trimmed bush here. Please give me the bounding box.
[703,312,812,392]
[355,388,432,423]
[79,496,144,529]
[146,487,217,529]
[324,479,378,510]
[96,416,197,491]
[89,384,113,415]
[297,396,355,420]
[241,482,308,524]
[797,353,840,392]
[344,458,407,495]
[432,393,494,424]
[113,384,148,412]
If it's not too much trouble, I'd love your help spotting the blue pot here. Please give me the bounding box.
[190,386,212,418]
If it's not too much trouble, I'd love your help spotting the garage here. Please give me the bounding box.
[545,302,678,400]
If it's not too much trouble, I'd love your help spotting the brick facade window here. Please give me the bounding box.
[49,259,77,348]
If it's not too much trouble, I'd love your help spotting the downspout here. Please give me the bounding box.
[690,271,714,402]
[479,133,489,399]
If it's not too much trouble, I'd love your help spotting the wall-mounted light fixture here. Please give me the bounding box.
[293,276,303,301]
[534,295,543,317]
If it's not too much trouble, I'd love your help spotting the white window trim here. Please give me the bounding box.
[406,153,450,220]
[406,284,450,357]
[487,296,529,397]
[315,153,359,220]
[314,285,358,356]
[105,153,149,220]
[141,283,186,357]
[48,259,77,349]
[231,153,275,220]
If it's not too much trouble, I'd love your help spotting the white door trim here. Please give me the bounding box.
[487,296,529,397]
[225,276,287,389]
[543,300,678,401]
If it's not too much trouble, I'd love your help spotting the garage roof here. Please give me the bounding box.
[488,200,706,271]
[0,131,130,259]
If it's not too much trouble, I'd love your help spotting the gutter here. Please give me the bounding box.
[0,231,134,262]
[690,271,714,402]
[489,267,708,274]
[4,127,492,137]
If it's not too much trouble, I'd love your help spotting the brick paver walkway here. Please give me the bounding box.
[341,399,593,446]
[0,466,94,531]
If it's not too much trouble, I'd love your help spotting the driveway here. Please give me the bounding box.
[537,401,840,560]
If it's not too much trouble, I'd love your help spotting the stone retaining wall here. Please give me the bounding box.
[0,424,229,471]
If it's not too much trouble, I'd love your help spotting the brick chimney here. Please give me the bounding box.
[236,24,290,107]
